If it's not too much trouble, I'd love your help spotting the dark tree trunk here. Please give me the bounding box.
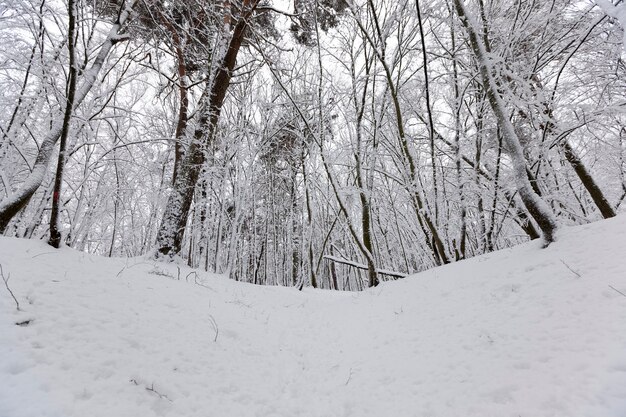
[561,141,616,219]
[48,0,78,248]
[155,10,254,256]
[159,11,189,186]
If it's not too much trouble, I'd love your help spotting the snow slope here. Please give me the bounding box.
[1,217,626,417]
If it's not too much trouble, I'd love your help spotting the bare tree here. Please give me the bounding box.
[453,0,559,244]
[0,0,136,232]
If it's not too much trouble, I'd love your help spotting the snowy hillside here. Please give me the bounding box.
[1,217,626,417]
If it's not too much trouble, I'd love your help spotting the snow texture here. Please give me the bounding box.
[1,216,626,416]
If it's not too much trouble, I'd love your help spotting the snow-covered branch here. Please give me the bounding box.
[596,0,626,50]
[323,255,407,279]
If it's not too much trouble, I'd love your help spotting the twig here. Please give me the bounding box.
[31,252,56,259]
[560,259,581,278]
[116,261,150,277]
[345,368,353,385]
[116,265,127,277]
[186,271,197,283]
[130,379,172,402]
[609,285,626,298]
[194,280,217,293]
[323,255,407,278]
[226,300,251,308]
[1,264,20,311]
[208,314,219,342]
[146,383,172,402]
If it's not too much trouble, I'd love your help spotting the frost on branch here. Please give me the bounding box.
[597,0,626,51]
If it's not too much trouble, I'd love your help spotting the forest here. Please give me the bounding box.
[1,0,625,290]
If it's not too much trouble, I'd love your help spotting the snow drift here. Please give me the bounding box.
[1,217,626,417]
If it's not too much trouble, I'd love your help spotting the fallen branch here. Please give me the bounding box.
[1,264,20,311]
[208,314,219,342]
[186,271,197,283]
[609,285,626,298]
[145,383,172,401]
[130,379,172,402]
[345,367,353,386]
[323,255,407,279]
[560,259,581,278]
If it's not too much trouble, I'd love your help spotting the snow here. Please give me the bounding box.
[1,216,626,417]
[0,0,136,225]
[597,0,626,51]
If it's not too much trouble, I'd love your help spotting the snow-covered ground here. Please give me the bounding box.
[1,217,626,417]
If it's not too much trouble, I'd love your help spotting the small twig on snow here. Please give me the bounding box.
[116,261,150,278]
[208,314,219,342]
[31,252,56,259]
[609,285,626,298]
[186,271,197,283]
[1,264,20,311]
[194,280,217,292]
[146,382,172,401]
[345,368,353,386]
[116,265,127,277]
[130,379,172,402]
[560,259,581,278]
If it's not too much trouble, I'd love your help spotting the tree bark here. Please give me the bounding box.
[453,0,558,245]
[155,5,255,256]
[48,0,78,248]
[560,140,616,218]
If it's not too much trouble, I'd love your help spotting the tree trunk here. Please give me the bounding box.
[454,0,558,244]
[155,9,253,256]
[561,140,616,219]
[48,0,78,248]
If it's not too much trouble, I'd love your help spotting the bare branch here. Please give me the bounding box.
[0,264,20,311]
[560,259,582,278]
[609,285,626,298]
[208,314,219,342]
[323,255,407,279]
